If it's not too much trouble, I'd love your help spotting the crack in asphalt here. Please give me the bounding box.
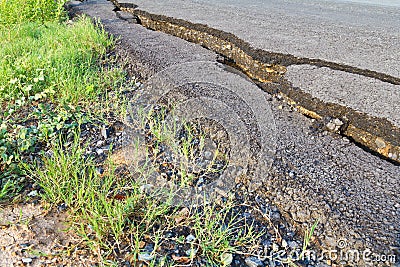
[111,0,400,164]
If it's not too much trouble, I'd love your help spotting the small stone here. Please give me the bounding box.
[326,122,336,131]
[342,137,350,143]
[22,258,33,263]
[27,190,38,197]
[96,149,104,155]
[138,253,154,261]
[186,234,196,243]
[272,243,279,252]
[165,232,174,238]
[270,211,280,221]
[19,243,30,249]
[185,248,197,256]
[333,118,343,126]
[96,140,104,147]
[95,167,104,175]
[57,203,68,212]
[281,239,288,248]
[101,126,109,139]
[196,177,204,186]
[215,187,228,197]
[288,241,299,249]
[245,256,264,267]
[221,253,233,265]
[143,243,154,252]
[375,137,386,149]
[286,231,295,238]
[65,1,81,8]
[203,151,213,160]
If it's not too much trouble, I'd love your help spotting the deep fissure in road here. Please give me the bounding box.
[112,0,400,164]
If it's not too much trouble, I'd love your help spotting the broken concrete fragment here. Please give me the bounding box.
[375,137,386,149]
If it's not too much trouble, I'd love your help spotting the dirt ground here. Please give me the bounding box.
[0,202,98,266]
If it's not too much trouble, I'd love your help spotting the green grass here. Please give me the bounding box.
[29,133,262,266]
[191,199,262,266]
[0,0,127,198]
[138,106,228,187]
[0,0,66,25]
[0,18,113,105]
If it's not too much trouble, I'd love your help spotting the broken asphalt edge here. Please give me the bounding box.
[112,0,400,164]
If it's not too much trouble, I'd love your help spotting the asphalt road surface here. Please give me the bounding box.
[123,0,400,76]
[119,0,400,157]
[71,0,400,265]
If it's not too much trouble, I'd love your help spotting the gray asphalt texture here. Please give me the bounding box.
[71,0,400,265]
[120,0,400,131]
[286,64,400,128]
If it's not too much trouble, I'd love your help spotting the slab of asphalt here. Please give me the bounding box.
[71,0,399,265]
[112,0,400,164]
[116,0,400,76]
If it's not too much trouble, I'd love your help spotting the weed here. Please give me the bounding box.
[0,14,125,199]
[190,197,263,266]
[0,0,67,25]
[138,106,229,188]
[0,17,113,105]
[29,112,268,266]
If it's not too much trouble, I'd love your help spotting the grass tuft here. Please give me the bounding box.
[0,0,66,25]
[0,8,122,198]
[0,17,113,106]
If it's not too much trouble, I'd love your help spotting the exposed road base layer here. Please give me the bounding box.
[112,0,400,164]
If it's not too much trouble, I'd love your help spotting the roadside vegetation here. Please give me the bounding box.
[0,0,119,197]
[0,0,316,266]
